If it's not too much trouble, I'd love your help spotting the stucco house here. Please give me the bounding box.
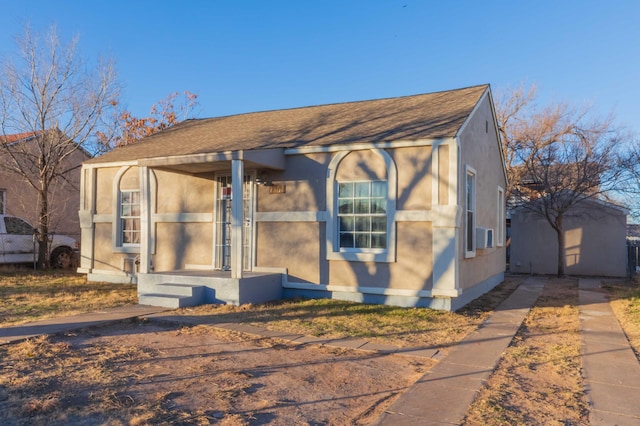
[510,198,628,276]
[78,84,507,310]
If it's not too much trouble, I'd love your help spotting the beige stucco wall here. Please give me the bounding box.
[257,153,329,212]
[458,94,507,290]
[255,146,436,293]
[86,165,217,274]
[154,222,213,271]
[510,203,627,277]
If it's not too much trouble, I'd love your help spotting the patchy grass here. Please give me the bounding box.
[605,277,640,360]
[171,277,523,348]
[0,271,137,326]
[464,278,588,425]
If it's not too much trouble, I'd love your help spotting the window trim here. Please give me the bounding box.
[119,189,141,247]
[497,186,505,247]
[326,149,397,263]
[464,165,476,258]
[337,180,388,251]
[112,166,141,254]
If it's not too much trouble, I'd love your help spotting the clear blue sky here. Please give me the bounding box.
[0,1,638,134]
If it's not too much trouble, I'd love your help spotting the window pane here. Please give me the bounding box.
[467,211,474,252]
[131,191,140,203]
[371,233,386,249]
[121,205,131,216]
[371,216,386,232]
[355,199,370,214]
[338,183,353,198]
[372,181,386,197]
[340,217,355,231]
[122,192,131,204]
[355,233,370,248]
[355,216,370,232]
[467,174,474,209]
[336,180,388,252]
[338,199,353,214]
[340,232,354,248]
[131,205,141,216]
[355,182,370,197]
[371,199,386,214]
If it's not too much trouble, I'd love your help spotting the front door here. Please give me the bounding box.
[214,174,254,271]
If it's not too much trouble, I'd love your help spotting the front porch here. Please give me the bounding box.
[137,270,284,308]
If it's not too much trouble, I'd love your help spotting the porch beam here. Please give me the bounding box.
[230,159,244,279]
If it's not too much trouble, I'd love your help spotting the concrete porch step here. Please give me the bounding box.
[156,283,206,298]
[138,293,198,309]
[138,283,206,308]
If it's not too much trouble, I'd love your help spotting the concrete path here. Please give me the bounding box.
[0,305,170,345]
[579,278,640,425]
[372,277,545,425]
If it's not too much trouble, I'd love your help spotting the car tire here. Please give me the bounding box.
[50,246,73,269]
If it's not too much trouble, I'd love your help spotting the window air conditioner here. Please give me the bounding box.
[476,227,494,249]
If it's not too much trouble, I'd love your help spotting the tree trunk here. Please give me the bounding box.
[37,185,49,269]
[555,215,565,277]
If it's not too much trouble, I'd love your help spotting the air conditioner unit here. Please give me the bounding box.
[476,227,494,249]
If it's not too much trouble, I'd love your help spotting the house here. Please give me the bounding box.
[510,198,628,276]
[0,131,88,241]
[78,84,508,311]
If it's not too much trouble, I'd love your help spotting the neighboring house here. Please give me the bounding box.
[79,84,508,311]
[510,198,628,276]
[0,131,88,241]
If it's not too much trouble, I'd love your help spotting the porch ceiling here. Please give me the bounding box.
[138,148,286,175]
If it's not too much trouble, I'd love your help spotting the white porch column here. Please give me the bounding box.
[231,159,244,279]
[138,166,152,274]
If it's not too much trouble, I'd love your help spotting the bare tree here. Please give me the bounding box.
[0,25,119,268]
[496,84,632,277]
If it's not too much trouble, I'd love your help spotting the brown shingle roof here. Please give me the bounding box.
[87,84,488,164]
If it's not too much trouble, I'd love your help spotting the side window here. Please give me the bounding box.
[497,186,505,246]
[4,217,34,235]
[337,181,387,250]
[0,189,5,215]
[119,190,140,246]
[465,165,476,258]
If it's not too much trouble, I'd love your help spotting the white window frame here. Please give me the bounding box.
[119,189,141,247]
[464,165,476,258]
[337,180,388,252]
[326,149,397,263]
[497,186,505,247]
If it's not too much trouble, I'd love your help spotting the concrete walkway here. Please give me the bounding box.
[373,277,545,425]
[579,278,640,425]
[0,305,170,345]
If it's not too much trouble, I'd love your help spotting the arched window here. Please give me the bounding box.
[326,149,397,263]
[113,166,141,252]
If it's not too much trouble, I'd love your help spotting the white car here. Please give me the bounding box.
[0,215,78,268]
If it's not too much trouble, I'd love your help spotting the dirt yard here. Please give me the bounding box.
[0,318,432,425]
[1,275,638,425]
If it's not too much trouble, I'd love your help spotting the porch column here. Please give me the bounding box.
[138,166,152,274]
[230,159,244,279]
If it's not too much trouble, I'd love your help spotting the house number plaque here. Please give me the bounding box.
[268,184,286,194]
